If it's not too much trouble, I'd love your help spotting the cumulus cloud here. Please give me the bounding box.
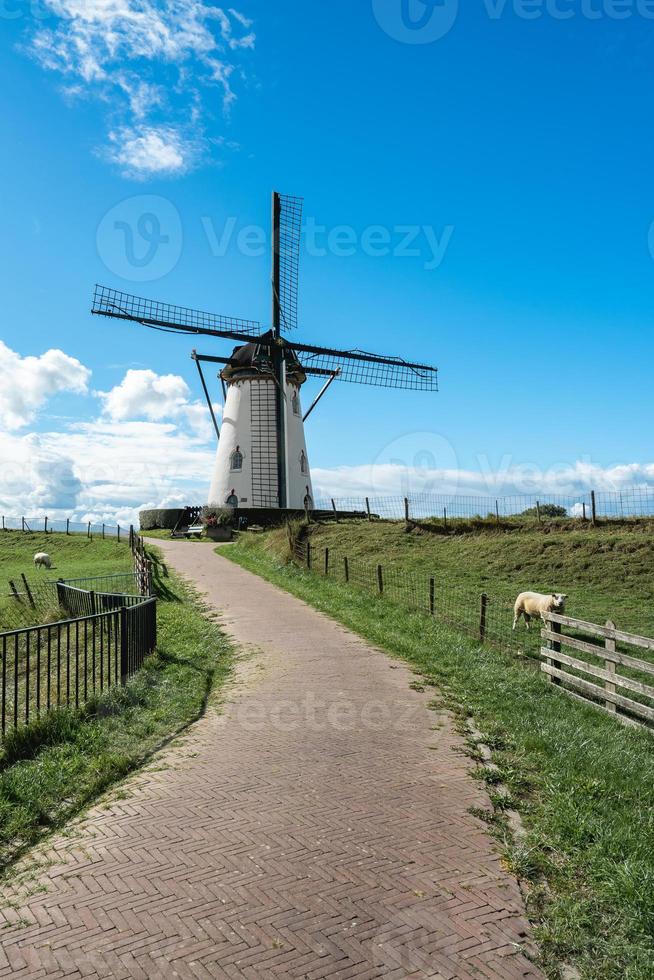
[98,367,220,439]
[0,341,90,431]
[26,1,255,177]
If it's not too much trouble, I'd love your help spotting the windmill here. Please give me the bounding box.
[91,192,439,511]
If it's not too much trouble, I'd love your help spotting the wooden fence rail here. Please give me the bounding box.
[541,612,654,730]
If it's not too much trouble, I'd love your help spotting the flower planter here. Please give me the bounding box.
[205,526,233,542]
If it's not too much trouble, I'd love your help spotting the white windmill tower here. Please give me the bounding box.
[92,192,439,514]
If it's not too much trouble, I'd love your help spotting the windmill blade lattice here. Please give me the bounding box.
[277,194,303,331]
[288,341,439,391]
[92,285,261,341]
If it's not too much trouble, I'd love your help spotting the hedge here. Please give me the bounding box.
[139,508,185,531]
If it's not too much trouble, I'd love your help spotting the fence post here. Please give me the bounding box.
[591,490,597,526]
[536,501,541,523]
[87,521,91,539]
[404,497,410,526]
[1,516,4,531]
[21,517,25,532]
[129,525,134,550]
[429,577,435,616]
[495,500,500,523]
[307,543,312,570]
[324,548,330,576]
[604,620,616,714]
[66,518,70,535]
[366,497,372,521]
[117,524,121,543]
[443,507,447,530]
[120,606,129,685]
[89,590,97,615]
[331,499,339,523]
[344,556,349,582]
[479,593,488,644]
[102,523,105,540]
[9,580,21,603]
[546,618,562,685]
[377,564,384,595]
[582,502,587,522]
[21,573,35,609]
[44,516,48,533]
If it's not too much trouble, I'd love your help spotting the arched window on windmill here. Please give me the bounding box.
[230,446,243,471]
[291,390,300,416]
[299,450,308,475]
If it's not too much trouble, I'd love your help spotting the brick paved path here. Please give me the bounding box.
[0,541,543,979]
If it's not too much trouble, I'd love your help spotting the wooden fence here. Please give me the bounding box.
[541,613,654,730]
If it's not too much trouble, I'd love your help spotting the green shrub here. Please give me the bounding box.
[139,508,185,531]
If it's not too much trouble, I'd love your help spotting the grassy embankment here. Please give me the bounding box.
[224,524,654,980]
[0,534,232,876]
[0,531,134,629]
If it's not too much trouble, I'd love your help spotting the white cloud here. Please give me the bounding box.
[0,341,90,431]
[107,125,191,178]
[98,367,221,439]
[26,1,255,178]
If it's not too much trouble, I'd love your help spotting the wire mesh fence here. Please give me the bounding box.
[313,487,654,522]
[295,536,543,661]
[1,515,127,539]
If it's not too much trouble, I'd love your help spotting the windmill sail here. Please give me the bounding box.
[287,341,439,391]
[277,194,303,332]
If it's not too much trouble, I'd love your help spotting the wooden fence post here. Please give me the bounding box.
[547,618,562,685]
[21,573,35,609]
[429,577,435,616]
[9,580,21,603]
[307,543,312,570]
[66,518,70,535]
[404,497,410,526]
[21,517,25,532]
[331,499,339,523]
[495,500,500,523]
[479,593,488,644]
[117,524,121,543]
[324,548,330,576]
[366,497,372,521]
[102,523,105,540]
[604,620,616,713]
[87,521,91,539]
[377,564,384,595]
[44,516,48,533]
[536,501,541,523]
[443,507,447,530]
[582,502,587,521]
[591,490,597,526]
[344,556,349,583]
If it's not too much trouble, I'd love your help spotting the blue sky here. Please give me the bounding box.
[1,0,653,521]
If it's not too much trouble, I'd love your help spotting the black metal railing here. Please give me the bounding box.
[0,597,157,740]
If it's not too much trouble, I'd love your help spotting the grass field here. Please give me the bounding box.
[0,539,233,876]
[300,519,654,639]
[0,532,133,630]
[224,529,654,980]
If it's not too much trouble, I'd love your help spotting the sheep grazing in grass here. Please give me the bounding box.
[33,552,52,570]
[513,591,567,630]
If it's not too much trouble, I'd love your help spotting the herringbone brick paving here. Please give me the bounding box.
[0,540,544,979]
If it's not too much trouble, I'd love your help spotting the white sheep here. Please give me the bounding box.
[33,552,52,570]
[513,591,567,630]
